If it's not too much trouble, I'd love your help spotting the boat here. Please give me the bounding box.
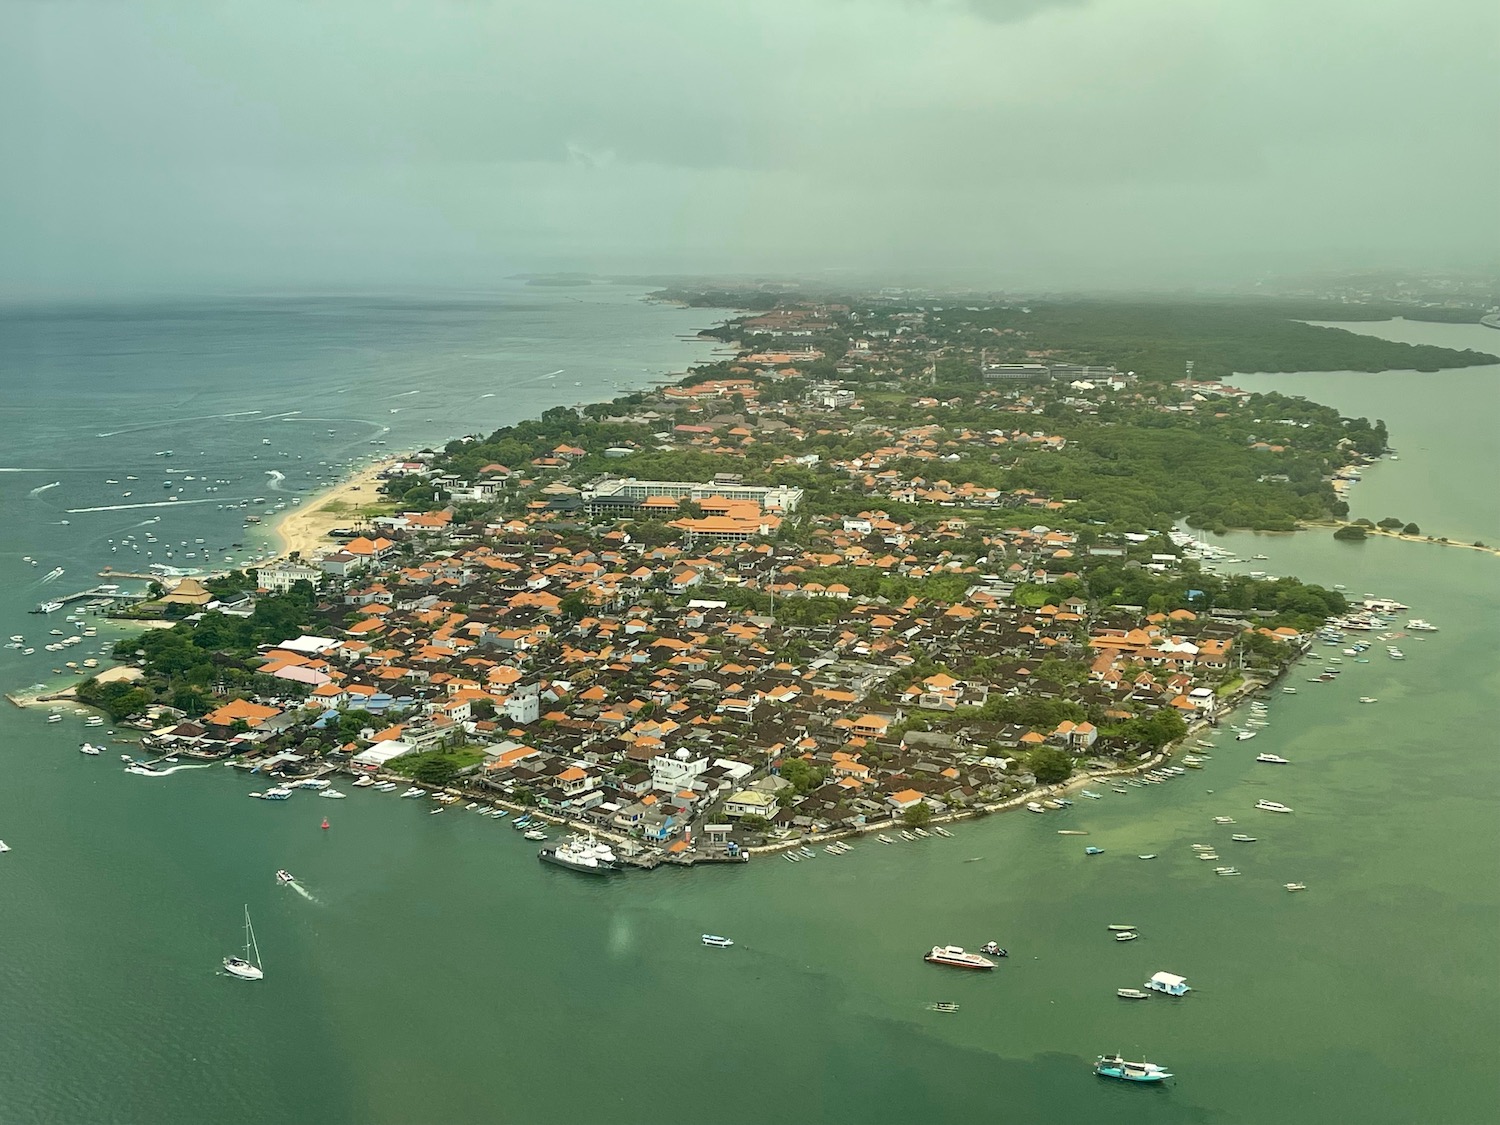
[429,808,443,815]
[1255,800,1293,814]
[1197,852,1220,861]
[538,834,622,875]
[1256,753,1290,764]
[929,1002,960,1013]
[1084,846,1105,855]
[1282,687,1297,694]
[1106,924,1136,931]
[979,941,1008,957]
[1358,697,1378,704]
[1112,786,1129,795]
[1116,989,1150,1000]
[0,841,10,853]
[222,905,264,981]
[1144,971,1191,996]
[1406,619,1438,632]
[1095,1055,1172,1083]
[923,945,996,970]
[352,775,375,787]
[399,787,426,798]
[1285,882,1308,892]
[1387,648,1405,660]
[1137,854,1157,860]
[932,826,953,838]
[291,778,330,790]
[1057,829,1089,836]
[46,713,63,724]
[1230,834,1257,843]
[523,828,548,841]
[78,743,101,756]
[1212,816,1236,825]
[701,934,734,948]
[1235,731,1258,741]
[1215,867,1241,876]
[261,787,293,800]
[1025,802,1045,813]
[319,788,346,798]
[276,870,295,885]
[1114,931,1139,942]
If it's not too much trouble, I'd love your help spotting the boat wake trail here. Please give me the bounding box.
[66,498,225,513]
[285,881,319,904]
[125,763,214,777]
[265,470,286,491]
[28,481,62,497]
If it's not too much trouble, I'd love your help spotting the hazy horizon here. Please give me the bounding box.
[4,0,1497,297]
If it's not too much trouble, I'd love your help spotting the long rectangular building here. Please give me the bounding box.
[584,477,804,516]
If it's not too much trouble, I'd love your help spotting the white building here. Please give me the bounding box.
[651,747,709,793]
[256,560,323,593]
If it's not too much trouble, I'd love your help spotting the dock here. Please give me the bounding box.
[31,585,153,613]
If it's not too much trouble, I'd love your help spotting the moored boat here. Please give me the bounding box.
[924,945,996,970]
[1114,931,1139,942]
[1285,882,1308,892]
[538,833,621,875]
[1095,1054,1172,1083]
[1230,834,1257,842]
[701,934,734,948]
[1255,799,1293,813]
[1256,753,1290,764]
[1116,988,1149,1000]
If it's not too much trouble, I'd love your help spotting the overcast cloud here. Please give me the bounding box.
[2,0,1496,294]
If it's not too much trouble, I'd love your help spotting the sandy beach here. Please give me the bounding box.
[270,459,397,561]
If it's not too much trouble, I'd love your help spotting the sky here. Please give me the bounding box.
[2,0,1496,295]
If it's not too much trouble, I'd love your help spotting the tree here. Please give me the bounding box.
[1402,523,1420,536]
[738,814,771,834]
[1333,525,1367,541]
[902,803,933,828]
[1029,746,1074,784]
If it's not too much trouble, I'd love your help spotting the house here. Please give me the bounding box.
[256,560,322,593]
[160,577,214,608]
[724,789,778,819]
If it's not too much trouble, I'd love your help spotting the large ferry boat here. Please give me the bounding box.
[538,833,622,875]
[923,945,996,970]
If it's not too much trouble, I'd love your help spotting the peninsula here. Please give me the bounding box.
[75,292,1438,864]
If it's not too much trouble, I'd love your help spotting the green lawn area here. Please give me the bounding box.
[1215,675,1245,697]
[386,746,486,781]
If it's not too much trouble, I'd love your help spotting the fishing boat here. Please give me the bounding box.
[523,828,548,841]
[1112,786,1129,795]
[1025,802,1045,813]
[1094,1055,1172,1083]
[701,934,734,948]
[399,787,426,798]
[1256,753,1290,764]
[979,941,1008,957]
[932,826,953,838]
[1285,882,1308,892]
[1106,924,1136,932]
[78,743,101,756]
[1114,931,1139,942]
[1137,853,1158,860]
[222,905,264,981]
[929,1002,960,1013]
[1212,816,1236,825]
[1255,800,1293,814]
[1230,834,1257,843]
[276,870,295,885]
[1235,731,1258,741]
[923,945,996,970]
[1116,988,1150,1000]
[1358,697,1378,704]
[1084,846,1105,855]
[260,787,292,800]
[1215,866,1241,876]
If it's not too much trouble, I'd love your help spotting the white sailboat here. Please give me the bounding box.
[222,905,264,980]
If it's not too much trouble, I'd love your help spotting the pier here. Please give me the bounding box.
[31,585,153,614]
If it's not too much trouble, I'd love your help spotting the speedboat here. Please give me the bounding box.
[1212,816,1236,825]
[1137,853,1157,860]
[1358,697,1378,704]
[980,941,1008,957]
[1282,687,1297,694]
[1285,882,1308,892]
[276,870,295,885]
[1235,731,1258,741]
[1256,754,1290,764]
[1114,931,1139,942]
[78,743,101,756]
[1095,1055,1172,1082]
[260,787,293,800]
[1255,800,1293,813]
[1215,866,1241,876]
[319,788,346,798]
[1084,846,1104,855]
[701,935,734,948]
[352,775,375,787]
[924,945,996,970]
[1116,989,1150,1000]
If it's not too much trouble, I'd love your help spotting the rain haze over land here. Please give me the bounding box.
[2,0,1496,295]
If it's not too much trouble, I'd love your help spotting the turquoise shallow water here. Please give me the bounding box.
[0,312,1495,1124]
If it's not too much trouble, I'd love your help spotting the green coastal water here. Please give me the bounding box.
[1,313,1496,1124]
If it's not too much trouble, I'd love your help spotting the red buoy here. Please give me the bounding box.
[321,817,330,830]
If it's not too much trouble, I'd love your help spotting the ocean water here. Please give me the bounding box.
[0,310,1495,1124]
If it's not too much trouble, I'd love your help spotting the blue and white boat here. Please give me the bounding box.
[1084,846,1105,855]
[1095,1054,1172,1083]
[1144,971,1191,996]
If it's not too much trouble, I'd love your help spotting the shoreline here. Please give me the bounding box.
[1303,519,1499,556]
[267,458,398,562]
